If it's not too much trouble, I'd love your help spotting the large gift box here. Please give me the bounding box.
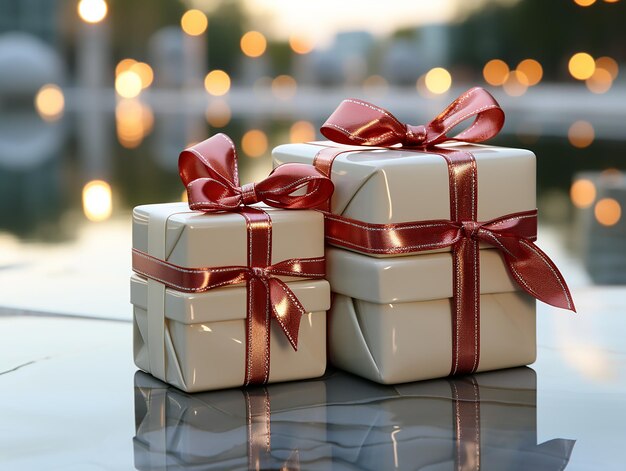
[131,134,334,392]
[273,88,574,383]
[324,368,575,470]
[133,371,330,470]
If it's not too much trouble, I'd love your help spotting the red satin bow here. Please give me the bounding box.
[321,87,505,147]
[180,133,334,212]
[132,248,325,350]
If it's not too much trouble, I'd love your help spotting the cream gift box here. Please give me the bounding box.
[131,202,330,393]
[133,371,330,470]
[324,368,576,470]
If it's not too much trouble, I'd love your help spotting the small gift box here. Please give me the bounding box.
[133,371,329,470]
[325,368,575,470]
[273,88,574,383]
[131,134,334,392]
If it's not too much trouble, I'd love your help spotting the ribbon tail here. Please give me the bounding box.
[268,278,305,351]
[497,236,576,312]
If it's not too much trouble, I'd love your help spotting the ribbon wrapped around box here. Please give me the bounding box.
[131,134,334,392]
[273,87,575,383]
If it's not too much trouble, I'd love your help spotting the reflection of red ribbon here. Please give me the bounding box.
[133,134,333,386]
[314,87,574,376]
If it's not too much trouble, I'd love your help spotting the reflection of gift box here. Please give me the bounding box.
[133,371,329,470]
[131,203,330,392]
[324,368,575,470]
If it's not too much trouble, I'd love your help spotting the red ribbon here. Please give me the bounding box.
[133,133,333,386]
[314,87,574,376]
[180,133,334,212]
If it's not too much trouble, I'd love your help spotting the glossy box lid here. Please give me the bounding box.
[272,142,536,225]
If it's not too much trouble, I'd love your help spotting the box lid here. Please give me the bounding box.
[131,274,330,324]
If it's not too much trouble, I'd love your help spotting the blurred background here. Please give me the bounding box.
[0,0,625,319]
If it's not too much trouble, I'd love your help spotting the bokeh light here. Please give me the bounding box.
[595,198,621,226]
[241,129,268,158]
[116,99,154,148]
[568,52,596,80]
[115,58,136,76]
[586,67,613,94]
[568,120,595,148]
[115,70,142,98]
[77,0,108,24]
[483,59,509,86]
[516,59,543,86]
[424,67,452,94]
[181,9,208,36]
[130,62,154,89]
[290,121,316,143]
[573,0,596,5]
[34,84,65,121]
[240,31,267,58]
[82,180,113,222]
[204,70,231,96]
[205,100,231,128]
[570,179,597,208]
[595,56,619,79]
[502,70,528,96]
[271,75,297,100]
[289,35,314,54]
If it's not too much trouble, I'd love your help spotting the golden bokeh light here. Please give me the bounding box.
[289,121,316,143]
[115,70,142,98]
[115,58,136,76]
[82,180,113,222]
[516,59,543,86]
[568,120,595,148]
[271,75,297,100]
[204,70,231,96]
[78,0,108,24]
[502,70,528,96]
[240,31,267,58]
[115,99,154,148]
[34,84,65,121]
[568,52,596,80]
[570,179,596,208]
[241,129,268,158]
[603,0,619,3]
[573,0,596,5]
[424,67,452,94]
[586,67,613,94]
[130,62,154,89]
[595,56,619,79]
[483,59,509,86]
[205,99,231,128]
[289,35,314,54]
[181,9,208,36]
[595,198,621,226]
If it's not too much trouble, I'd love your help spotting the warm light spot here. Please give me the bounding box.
[424,67,452,94]
[115,58,136,76]
[502,70,528,96]
[34,84,64,121]
[130,62,154,89]
[115,70,142,98]
[603,0,619,3]
[271,75,297,100]
[181,190,188,202]
[573,0,596,5]
[516,59,543,86]
[595,56,619,80]
[568,120,595,148]
[77,0,107,24]
[362,75,389,97]
[205,99,231,127]
[181,9,208,36]
[601,168,622,180]
[568,52,595,80]
[289,35,314,54]
[241,129,268,158]
[240,31,267,58]
[483,59,509,86]
[595,198,621,226]
[116,99,153,148]
[204,70,231,96]
[82,180,112,222]
[586,67,613,94]
[289,121,316,143]
[570,179,596,208]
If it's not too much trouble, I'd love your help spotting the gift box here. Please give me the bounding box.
[324,368,576,470]
[273,88,574,383]
[133,371,330,470]
[131,134,335,392]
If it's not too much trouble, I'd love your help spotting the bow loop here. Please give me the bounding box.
[320,87,505,148]
[179,134,334,212]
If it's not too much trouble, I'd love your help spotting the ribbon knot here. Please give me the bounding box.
[404,124,428,147]
[461,221,481,240]
[250,266,267,279]
[179,133,334,213]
